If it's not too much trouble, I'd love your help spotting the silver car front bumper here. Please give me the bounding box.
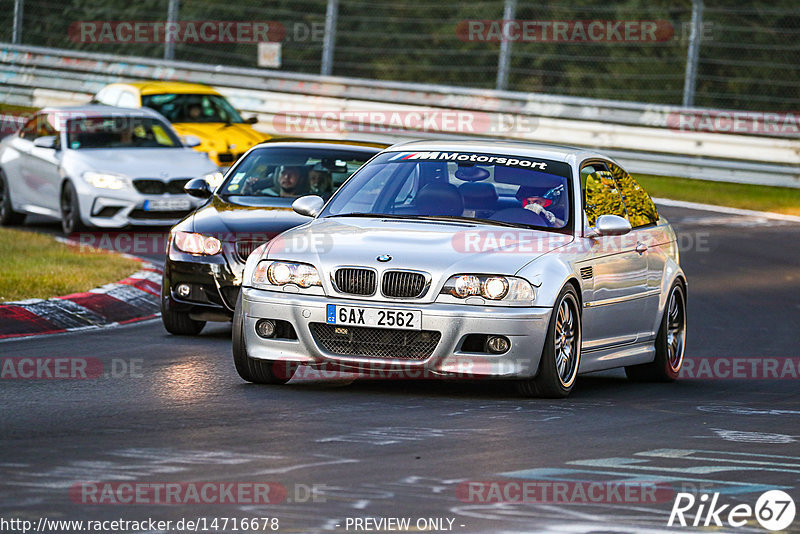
[241,287,552,379]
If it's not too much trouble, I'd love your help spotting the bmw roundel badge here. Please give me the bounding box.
[377,254,392,262]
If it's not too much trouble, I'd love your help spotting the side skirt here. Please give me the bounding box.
[578,341,655,374]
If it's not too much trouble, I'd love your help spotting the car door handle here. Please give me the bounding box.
[635,242,648,254]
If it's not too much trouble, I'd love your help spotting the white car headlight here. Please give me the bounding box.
[441,274,534,303]
[203,172,224,189]
[83,171,130,190]
[173,231,222,255]
[253,261,322,288]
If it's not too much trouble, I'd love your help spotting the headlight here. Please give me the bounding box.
[441,274,534,302]
[253,261,321,288]
[203,172,224,189]
[173,231,222,255]
[83,171,130,190]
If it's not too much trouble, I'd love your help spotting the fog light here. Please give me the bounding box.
[255,319,276,338]
[176,283,191,298]
[487,335,510,354]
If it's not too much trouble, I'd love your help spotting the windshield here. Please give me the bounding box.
[320,151,573,230]
[219,147,377,199]
[65,116,182,149]
[142,93,244,123]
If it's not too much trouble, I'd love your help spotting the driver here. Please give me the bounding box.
[518,184,566,227]
[264,166,309,197]
[187,104,203,121]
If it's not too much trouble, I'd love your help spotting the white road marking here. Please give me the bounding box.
[709,428,797,444]
[698,405,800,416]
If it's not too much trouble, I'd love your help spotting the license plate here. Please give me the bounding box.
[143,198,191,211]
[326,304,421,330]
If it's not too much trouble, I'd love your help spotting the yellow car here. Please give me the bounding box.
[92,81,270,167]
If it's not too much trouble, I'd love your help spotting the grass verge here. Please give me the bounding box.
[0,103,38,114]
[0,228,141,303]
[633,174,800,216]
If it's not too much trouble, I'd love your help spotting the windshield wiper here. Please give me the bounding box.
[325,213,417,219]
[416,215,521,228]
[325,213,524,228]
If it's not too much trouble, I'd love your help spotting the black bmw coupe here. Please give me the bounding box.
[161,140,386,335]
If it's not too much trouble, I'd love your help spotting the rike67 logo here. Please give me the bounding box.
[669,490,796,531]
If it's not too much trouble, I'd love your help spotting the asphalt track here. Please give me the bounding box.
[1,205,799,534]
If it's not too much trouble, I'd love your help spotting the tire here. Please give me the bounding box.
[0,170,26,226]
[517,284,582,398]
[160,300,206,336]
[625,282,687,382]
[232,293,291,385]
[60,181,86,235]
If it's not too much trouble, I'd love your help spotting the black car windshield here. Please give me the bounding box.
[219,147,377,199]
[320,151,573,230]
[142,93,244,123]
[65,116,181,149]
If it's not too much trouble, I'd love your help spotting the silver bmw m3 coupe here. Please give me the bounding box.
[233,140,687,397]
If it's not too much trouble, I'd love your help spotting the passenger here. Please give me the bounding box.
[308,166,333,198]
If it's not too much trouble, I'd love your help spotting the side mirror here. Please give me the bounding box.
[182,135,202,148]
[33,135,58,149]
[245,116,259,125]
[292,195,325,217]
[593,214,632,237]
[184,177,212,199]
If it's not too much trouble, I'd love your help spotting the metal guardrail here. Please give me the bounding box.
[1,43,798,188]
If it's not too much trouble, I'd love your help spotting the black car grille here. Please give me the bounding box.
[235,240,265,263]
[133,179,163,195]
[382,270,427,298]
[217,153,243,164]
[129,209,191,220]
[310,323,440,360]
[133,178,192,195]
[166,178,191,194]
[334,268,376,296]
[220,285,241,309]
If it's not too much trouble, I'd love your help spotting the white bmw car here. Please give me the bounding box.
[0,105,220,234]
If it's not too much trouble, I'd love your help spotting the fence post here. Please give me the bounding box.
[321,0,339,76]
[12,0,24,44]
[682,0,704,107]
[164,0,179,60]
[495,0,517,91]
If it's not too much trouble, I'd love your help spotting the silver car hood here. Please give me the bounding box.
[264,217,573,298]
[66,148,216,178]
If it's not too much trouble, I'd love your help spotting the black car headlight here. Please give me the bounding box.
[173,231,222,255]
